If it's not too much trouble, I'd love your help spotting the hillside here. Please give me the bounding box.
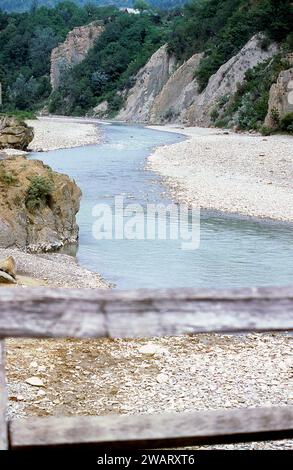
[0,0,187,13]
[0,0,292,133]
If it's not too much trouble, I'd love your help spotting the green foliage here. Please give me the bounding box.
[216,55,290,131]
[0,167,18,185]
[168,0,293,91]
[0,0,188,12]
[0,110,37,119]
[49,10,166,115]
[280,113,293,133]
[260,125,272,136]
[0,2,116,113]
[26,175,54,210]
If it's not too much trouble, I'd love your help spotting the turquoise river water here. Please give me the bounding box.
[31,123,293,289]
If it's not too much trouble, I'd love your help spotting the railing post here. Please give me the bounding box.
[0,339,8,450]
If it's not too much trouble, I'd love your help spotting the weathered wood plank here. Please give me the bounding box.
[9,407,293,449]
[0,340,8,450]
[0,286,293,338]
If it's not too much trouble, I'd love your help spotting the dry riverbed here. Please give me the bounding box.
[6,333,293,450]
[2,119,293,450]
[27,116,102,151]
[148,126,293,222]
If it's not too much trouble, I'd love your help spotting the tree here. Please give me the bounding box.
[133,0,150,12]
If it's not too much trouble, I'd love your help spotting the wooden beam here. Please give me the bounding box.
[9,406,293,449]
[0,340,8,450]
[0,286,293,338]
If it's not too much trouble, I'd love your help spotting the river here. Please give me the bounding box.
[31,123,293,289]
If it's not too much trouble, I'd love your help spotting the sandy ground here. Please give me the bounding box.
[148,125,293,222]
[27,116,102,151]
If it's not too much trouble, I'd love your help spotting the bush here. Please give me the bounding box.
[0,168,18,185]
[280,112,293,133]
[26,176,53,211]
[260,126,272,136]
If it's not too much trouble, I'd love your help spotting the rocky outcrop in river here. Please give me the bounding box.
[0,117,34,150]
[50,21,104,90]
[0,156,81,252]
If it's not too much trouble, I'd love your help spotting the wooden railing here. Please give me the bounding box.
[1,286,293,449]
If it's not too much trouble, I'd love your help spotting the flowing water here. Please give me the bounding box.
[31,123,293,289]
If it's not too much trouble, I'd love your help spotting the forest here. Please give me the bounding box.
[0,0,292,127]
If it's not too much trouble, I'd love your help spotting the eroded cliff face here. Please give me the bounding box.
[185,34,278,126]
[0,157,81,252]
[50,21,104,90]
[115,35,279,127]
[265,65,293,129]
[116,45,177,123]
[149,53,203,124]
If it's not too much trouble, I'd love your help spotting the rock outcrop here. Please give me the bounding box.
[150,53,203,124]
[0,157,81,252]
[116,45,177,123]
[185,34,278,126]
[264,67,293,128]
[0,117,34,150]
[50,21,104,90]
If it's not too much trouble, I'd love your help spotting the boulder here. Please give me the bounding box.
[0,256,16,278]
[0,270,16,284]
[0,117,34,150]
[0,157,81,252]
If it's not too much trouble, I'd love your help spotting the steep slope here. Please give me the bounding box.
[149,53,203,124]
[50,21,104,90]
[185,34,278,126]
[116,45,177,123]
[265,61,293,129]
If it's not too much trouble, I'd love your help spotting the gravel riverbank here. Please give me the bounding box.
[27,116,102,152]
[2,119,293,450]
[0,248,110,289]
[6,333,293,450]
[148,126,293,222]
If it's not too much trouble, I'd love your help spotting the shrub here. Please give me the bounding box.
[26,176,53,211]
[280,112,293,133]
[260,126,272,136]
[0,168,18,185]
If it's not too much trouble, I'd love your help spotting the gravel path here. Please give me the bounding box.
[148,126,293,222]
[6,333,293,450]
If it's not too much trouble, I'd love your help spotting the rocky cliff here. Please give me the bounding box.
[264,66,293,129]
[116,45,177,123]
[50,21,104,90]
[149,53,203,124]
[185,34,278,126]
[0,156,81,252]
[0,117,34,150]
[116,35,279,128]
